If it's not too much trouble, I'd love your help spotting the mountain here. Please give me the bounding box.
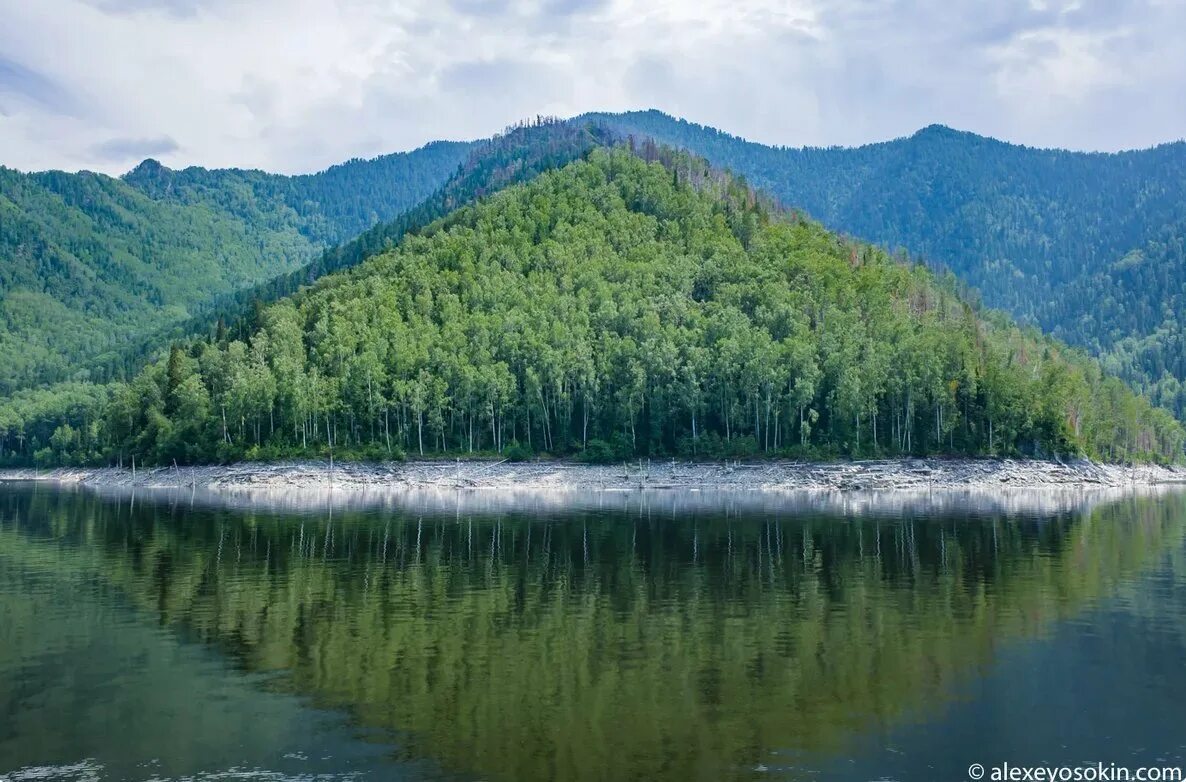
[143,118,618,352]
[0,140,471,392]
[582,110,1186,417]
[3,146,1178,466]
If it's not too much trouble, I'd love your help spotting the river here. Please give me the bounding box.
[2,484,1185,781]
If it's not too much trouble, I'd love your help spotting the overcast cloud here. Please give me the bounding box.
[1,0,1182,174]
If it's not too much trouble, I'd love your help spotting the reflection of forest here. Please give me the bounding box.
[2,487,1184,782]
[0,564,403,779]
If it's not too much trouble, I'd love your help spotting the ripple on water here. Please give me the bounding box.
[2,760,369,782]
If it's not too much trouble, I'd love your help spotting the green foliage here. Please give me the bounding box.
[503,441,533,463]
[0,382,112,466]
[0,142,470,391]
[0,119,610,400]
[586,110,1186,421]
[578,439,618,464]
[2,148,1178,466]
[154,119,616,360]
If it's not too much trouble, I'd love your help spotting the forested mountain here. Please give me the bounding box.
[2,147,1178,467]
[0,141,470,392]
[583,110,1186,417]
[143,119,618,352]
[8,109,1186,432]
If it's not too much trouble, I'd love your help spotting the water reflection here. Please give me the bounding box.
[75,481,1180,518]
[2,484,1185,781]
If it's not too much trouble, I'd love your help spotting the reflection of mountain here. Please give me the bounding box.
[1,488,1184,782]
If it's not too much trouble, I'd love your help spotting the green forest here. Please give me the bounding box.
[588,110,1186,418]
[150,120,616,356]
[0,140,469,392]
[2,147,1180,466]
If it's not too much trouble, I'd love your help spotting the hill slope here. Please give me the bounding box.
[3,148,1179,466]
[584,110,1186,417]
[156,119,617,350]
[0,141,470,391]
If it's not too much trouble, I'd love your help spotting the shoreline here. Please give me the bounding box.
[3,457,1184,494]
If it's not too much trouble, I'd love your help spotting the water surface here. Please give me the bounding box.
[2,484,1186,781]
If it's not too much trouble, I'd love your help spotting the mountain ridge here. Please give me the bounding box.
[585,110,1186,155]
[0,139,472,391]
[584,109,1186,418]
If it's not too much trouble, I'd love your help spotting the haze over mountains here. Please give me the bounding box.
[1,110,1185,465]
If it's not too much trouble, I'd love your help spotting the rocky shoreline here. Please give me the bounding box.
[2,457,1183,494]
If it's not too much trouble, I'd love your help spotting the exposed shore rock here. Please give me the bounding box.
[3,457,1183,494]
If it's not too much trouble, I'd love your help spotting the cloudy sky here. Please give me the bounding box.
[1,0,1183,174]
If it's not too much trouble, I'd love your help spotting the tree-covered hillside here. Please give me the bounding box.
[584,110,1186,417]
[0,141,470,392]
[3,148,1178,466]
[152,119,617,352]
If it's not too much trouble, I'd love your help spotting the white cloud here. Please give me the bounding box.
[0,0,1182,174]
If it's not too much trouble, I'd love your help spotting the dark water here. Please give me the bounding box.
[2,484,1186,782]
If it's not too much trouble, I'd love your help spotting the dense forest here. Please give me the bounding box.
[0,141,470,391]
[586,110,1186,418]
[132,120,618,357]
[1,147,1179,466]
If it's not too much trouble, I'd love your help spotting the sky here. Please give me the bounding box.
[1,0,1183,175]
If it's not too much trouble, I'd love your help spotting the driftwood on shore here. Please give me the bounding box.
[2,457,1182,495]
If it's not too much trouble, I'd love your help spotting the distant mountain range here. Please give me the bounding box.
[3,109,1186,422]
[584,111,1186,417]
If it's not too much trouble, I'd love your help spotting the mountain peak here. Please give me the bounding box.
[910,124,979,141]
[122,157,181,197]
[129,158,168,176]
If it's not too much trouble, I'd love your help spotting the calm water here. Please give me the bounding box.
[2,484,1186,782]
